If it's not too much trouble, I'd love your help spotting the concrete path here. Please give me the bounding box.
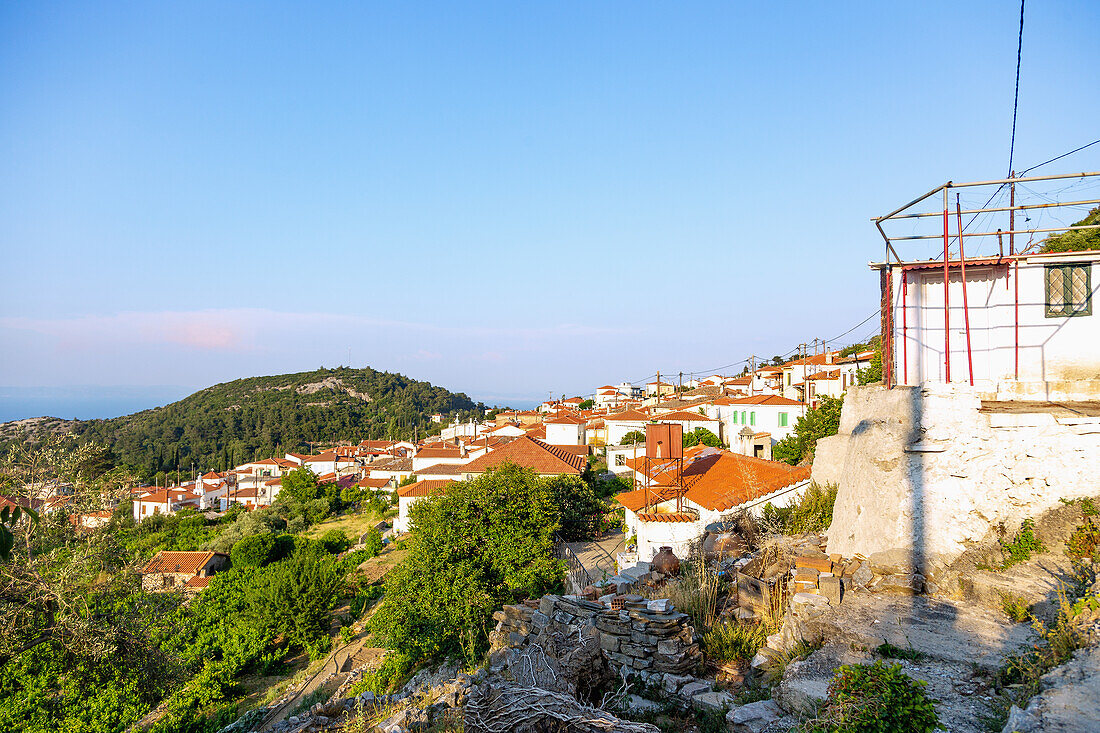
[566,531,625,583]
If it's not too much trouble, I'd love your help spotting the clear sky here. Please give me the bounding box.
[2,1,1099,417]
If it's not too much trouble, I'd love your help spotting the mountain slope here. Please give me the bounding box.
[18,367,481,477]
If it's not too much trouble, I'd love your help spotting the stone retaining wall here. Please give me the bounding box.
[493,593,702,677]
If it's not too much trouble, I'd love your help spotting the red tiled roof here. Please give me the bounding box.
[605,409,651,422]
[647,410,718,423]
[679,452,811,512]
[461,436,586,476]
[615,485,681,512]
[185,576,212,588]
[415,447,464,459]
[636,512,697,523]
[396,479,456,498]
[544,413,587,425]
[142,550,226,575]
[358,477,391,488]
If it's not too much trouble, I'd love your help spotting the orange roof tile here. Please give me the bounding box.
[142,550,226,575]
[396,479,457,498]
[461,436,586,476]
[724,395,805,406]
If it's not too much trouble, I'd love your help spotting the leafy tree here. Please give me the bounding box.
[545,475,603,541]
[857,348,883,385]
[278,467,320,504]
[774,396,844,466]
[1040,206,1100,253]
[320,529,351,554]
[578,399,595,410]
[230,533,276,567]
[620,430,646,445]
[683,427,721,448]
[363,528,383,557]
[369,463,564,666]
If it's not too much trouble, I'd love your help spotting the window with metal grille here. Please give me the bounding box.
[1045,264,1092,318]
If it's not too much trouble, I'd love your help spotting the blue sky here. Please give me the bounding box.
[2,1,1099,417]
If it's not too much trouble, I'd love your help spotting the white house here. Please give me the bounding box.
[394,479,456,533]
[717,395,806,451]
[544,413,587,446]
[368,457,414,486]
[616,448,811,561]
[876,251,1100,398]
[603,409,651,446]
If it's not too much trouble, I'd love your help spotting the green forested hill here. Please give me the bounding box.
[60,367,481,478]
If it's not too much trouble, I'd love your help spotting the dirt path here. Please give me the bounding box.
[566,531,625,582]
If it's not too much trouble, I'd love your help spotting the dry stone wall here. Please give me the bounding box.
[492,594,702,677]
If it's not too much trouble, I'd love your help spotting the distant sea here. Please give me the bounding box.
[0,386,196,423]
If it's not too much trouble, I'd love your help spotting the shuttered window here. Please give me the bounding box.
[750,412,756,426]
[778,412,788,427]
[1046,264,1092,318]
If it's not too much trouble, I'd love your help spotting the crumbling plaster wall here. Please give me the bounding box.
[818,383,1100,570]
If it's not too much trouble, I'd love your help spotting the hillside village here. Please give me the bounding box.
[4,4,1100,727]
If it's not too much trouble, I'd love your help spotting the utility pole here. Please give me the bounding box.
[749,355,756,397]
[678,371,683,400]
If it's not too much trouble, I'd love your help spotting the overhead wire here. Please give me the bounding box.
[1007,0,1025,177]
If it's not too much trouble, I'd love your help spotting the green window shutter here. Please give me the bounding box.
[750,412,756,426]
[741,411,747,424]
[779,412,788,427]
[1046,263,1093,318]
[731,412,737,424]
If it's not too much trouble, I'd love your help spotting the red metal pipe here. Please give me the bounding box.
[902,269,908,385]
[943,194,951,383]
[1014,258,1020,379]
[956,196,974,386]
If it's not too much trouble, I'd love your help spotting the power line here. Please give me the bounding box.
[1007,0,1025,176]
[1019,139,1100,177]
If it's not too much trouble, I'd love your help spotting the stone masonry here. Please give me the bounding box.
[493,594,702,677]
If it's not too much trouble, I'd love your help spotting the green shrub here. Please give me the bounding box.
[369,463,564,667]
[760,483,838,536]
[320,529,352,554]
[999,593,1031,623]
[1000,518,1044,568]
[231,533,276,567]
[701,621,767,664]
[800,661,939,733]
[363,528,383,557]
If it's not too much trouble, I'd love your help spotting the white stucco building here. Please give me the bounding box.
[877,251,1100,397]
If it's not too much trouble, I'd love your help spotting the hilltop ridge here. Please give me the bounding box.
[1,367,482,478]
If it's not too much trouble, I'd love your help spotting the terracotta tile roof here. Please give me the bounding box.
[415,447,464,459]
[679,452,811,513]
[461,436,586,476]
[412,462,469,476]
[358,477,391,488]
[636,512,697,523]
[304,451,339,462]
[605,409,651,422]
[185,576,212,588]
[615,485,681,512]
[523,425,547,440]
[142,551,226,575]
[544,413,587,425]
[396,479,456,498]
[264,478,282,486]
[370,457,413,472]
[647,410,718,423]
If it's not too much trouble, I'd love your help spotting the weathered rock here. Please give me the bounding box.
[691,690,734,712]
[1000,646,1100,733]
[726,699,786,733]
[678,680,711,699]
[775,660,829,716]
[819,576,842,606]
[660,673,693,694]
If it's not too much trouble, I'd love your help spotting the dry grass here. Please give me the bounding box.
[306,506,387,542]
[644,549,723,631]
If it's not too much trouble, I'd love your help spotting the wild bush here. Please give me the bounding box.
[758,483,838,536]
[799,660,939,733]
[999,518,1044,568]
[320,529,352,554]
[701,621,767,665]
